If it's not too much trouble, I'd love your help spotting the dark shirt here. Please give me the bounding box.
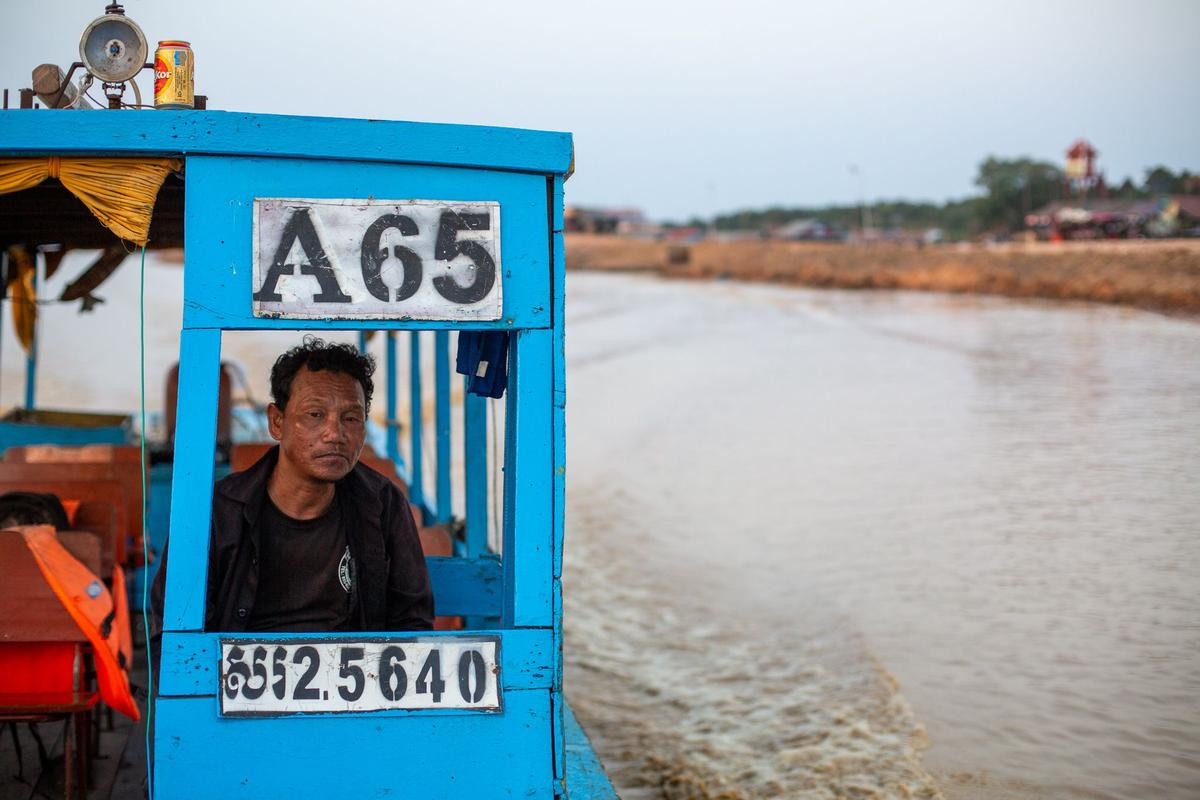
[150,446,433,645]
[246,494,353,632]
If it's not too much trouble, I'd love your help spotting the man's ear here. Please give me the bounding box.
[266,403,284,441]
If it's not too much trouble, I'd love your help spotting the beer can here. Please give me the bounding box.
[154,41,194,109]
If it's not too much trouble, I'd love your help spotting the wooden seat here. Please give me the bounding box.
[0,467,125,578]
[4,445,147,567]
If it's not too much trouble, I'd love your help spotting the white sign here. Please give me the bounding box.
[251,198,502,320]
[219,637,502,716]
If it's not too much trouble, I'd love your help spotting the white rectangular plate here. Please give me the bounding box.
[251,198,502,320]
[219,636,501,716]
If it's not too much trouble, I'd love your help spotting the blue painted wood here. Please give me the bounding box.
[385,331,400,466]
[0,421,128,449]
[463,388,488,558]
[426,555,502,617]
[180,155,550,331]
[434,331,452,523]
[158,624,550,697]
[154,689,556,799]
[0,110,573,176]
[357,331,368,353]
[104,113,602,796]
[563,703,620,799]
[552,176,565,233]
[408,332,425,521]
[552,227,566,582]
[161,327,222,632]
[502,329,554,628]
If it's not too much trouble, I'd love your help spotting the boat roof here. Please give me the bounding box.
[0,109,572,251]
[0,109,574,175]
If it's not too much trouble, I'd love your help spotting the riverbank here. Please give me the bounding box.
[564,235,1200,315]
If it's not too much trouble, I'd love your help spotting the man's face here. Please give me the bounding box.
[268,366,367,483]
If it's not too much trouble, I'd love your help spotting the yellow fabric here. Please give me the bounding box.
[6,245,36,354]
[0,157,181,245]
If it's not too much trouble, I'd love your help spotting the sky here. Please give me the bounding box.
[1,0,1197,221]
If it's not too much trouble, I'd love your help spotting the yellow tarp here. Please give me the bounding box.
[0,156,181,245]
[0,156,181,354]
[6,245,36,354]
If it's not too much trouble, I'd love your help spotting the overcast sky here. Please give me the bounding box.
[2,0,1197,220]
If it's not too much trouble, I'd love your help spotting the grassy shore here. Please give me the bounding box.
[565,234,1200,315]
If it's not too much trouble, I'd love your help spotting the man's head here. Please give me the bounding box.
[267,338,376,484]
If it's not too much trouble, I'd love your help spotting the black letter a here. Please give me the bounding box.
[254,208,351,303]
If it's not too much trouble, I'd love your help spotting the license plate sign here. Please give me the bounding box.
[219,637,501,716]
[251,198,502,321]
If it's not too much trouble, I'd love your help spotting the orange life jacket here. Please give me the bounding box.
[19,526,140,721]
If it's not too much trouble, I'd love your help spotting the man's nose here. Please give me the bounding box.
[320,415,347,441]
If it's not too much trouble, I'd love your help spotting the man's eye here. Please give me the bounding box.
[307,411,323,419]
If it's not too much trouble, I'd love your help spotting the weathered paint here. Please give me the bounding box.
[0,110,574,176]
[155,690,555,799]
[182,156,548,330]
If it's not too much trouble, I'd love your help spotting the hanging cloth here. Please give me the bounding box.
[455,330,510,398]
[6,244,37,353]
[0,156,181,245]
[19,525,141,721]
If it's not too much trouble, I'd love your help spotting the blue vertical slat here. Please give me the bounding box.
[502,328,554,628]
[385,331,399,466]
[357,330,368,353]
[162,327,222,632]
[464,385,487,557]
[434,330,452,524]
[408,331,425,521]
[550,174,567,783]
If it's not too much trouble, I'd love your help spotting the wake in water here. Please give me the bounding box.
[564,484,941,800]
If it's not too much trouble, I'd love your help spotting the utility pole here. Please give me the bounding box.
[848,164,873,239]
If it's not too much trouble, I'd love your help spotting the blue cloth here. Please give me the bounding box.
[456,331,510,398]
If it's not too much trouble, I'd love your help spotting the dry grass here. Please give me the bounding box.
[566,234,1200,315]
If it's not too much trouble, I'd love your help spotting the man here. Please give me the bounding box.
[151,338,433,635]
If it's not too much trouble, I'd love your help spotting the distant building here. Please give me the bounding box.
[1026,195,1200,239]
[564,206,651,235]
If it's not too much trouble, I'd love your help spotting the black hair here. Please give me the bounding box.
[270,336,376,413]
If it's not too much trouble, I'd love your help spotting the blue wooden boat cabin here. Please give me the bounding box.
[0,108,615,799]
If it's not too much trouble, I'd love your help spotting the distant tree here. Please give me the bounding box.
[1110,177,1142,200]
[974,156,1064,232]
[1141,165,1194,195]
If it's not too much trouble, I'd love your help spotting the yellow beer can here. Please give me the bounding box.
[154,41,194,109]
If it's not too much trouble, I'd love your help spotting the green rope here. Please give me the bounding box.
[139,244,154,797]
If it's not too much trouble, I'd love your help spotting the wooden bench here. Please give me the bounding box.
[4,445,147,567]
[0,465,127,578]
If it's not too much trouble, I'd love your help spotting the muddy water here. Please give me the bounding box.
[5,257,1198,799]
[563,273,1200,799]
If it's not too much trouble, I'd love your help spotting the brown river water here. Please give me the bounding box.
[3,258,1198,799]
